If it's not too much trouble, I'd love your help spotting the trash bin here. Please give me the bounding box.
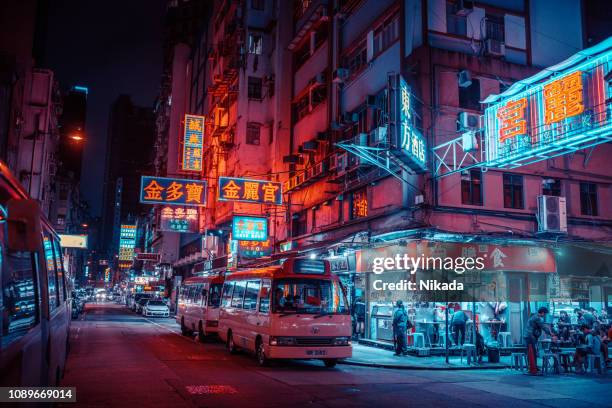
[487,346,500,363]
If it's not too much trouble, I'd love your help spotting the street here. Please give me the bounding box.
[60,303,612,408]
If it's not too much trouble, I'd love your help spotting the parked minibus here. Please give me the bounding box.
[218,258,352,367]
[0,162,71,386]
[177,274,224,342]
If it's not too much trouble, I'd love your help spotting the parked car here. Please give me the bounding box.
[143,300,170,318]
[131,294,152,311]
[136,297,150,314]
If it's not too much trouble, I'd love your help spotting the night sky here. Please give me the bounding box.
[44,0,166,216]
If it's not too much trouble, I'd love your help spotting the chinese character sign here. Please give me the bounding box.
[232,216,268,241]
[218,177,282,205]
[140,176,207,206]
[485,52,610,168]
[395,75,427,172]
[352,189,368,218]
[238,239,272,258]
[182,114,205,172]
[159,206,198,232]
[119,224,136,261]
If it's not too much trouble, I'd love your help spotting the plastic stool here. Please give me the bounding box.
[461,344,477,365]
[510,352,527,370]
[438,331,447,348]
[408,333,425,348]
[498,332,512,348]
[541,352,561,374]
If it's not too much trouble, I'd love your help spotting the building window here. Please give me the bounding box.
[503,174,524,209]
[459,78,481,111]
[251,0,264,11]
[485,14,505,42]
[56,215,65,225]
[461,169,483,206]
[248,33,263,54]
[294,41,311,69]
[343,45,367,80]
[580,182,598,216]
[446,1,467,36]
[373,15,399,56]
[246,122,261,145]
[292,210,307,237]
[248,76,263,99]
[292,82,327,123]
[351,188,368,219]
[542,179,562,196]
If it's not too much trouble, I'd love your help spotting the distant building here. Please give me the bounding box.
[101,95,155,260]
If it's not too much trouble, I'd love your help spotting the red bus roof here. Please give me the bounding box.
[183,274,225,285]
[225,259,334,282]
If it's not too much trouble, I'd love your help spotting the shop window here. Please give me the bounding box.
[248,76,262,100]
[459,78,481,111]
[292,210,307,237]
[1,237,38,347]
[373,15,399,56]
[251,0,264,11]
[248,33,263,55]
[503,173,524,209]
[580,182,598,216]
[446,1,467,36]
[461,169,483,206]
[246,122,261,145]
[351,188,368,219]
[542,179,562,197]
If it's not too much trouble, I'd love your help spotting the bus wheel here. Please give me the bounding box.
[323,359,338,368]
[256,338,268,367]
[180,317,191,336]
[198,322,206,343]
[227,331,237,354]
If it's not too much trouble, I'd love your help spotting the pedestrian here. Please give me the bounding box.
[392,300,409,356]
[523,306,552,375]
[354,298,366,339]
[451,307,469,346]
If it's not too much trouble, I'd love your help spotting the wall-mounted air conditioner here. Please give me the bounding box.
[537,195,567,233]
[458,112,482,130]
[485,39,506,57]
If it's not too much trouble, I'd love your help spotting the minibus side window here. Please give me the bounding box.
[221,282,235,308]
[51,239,66,303]
[243,281,260,311]
[42,233,58,313]
[258,279,271,313]
[201,285,207,307]
[1,226,39,348]
[231,280,246,308]
[208,284,222,307]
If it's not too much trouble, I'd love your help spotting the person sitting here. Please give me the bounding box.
[599,328,610,366]
[574,325,602,374]
[557,311,572,342]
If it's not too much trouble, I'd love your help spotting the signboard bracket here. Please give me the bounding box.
[335,142,417,184]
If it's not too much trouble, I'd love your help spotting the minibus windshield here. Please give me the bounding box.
[271,278,349,315]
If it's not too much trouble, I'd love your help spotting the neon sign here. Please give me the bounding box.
[484,41,611,168]
[393,75,427,172]
[140,176,207,206]
[119,224,136,262]
[218,177,282,205]
[232,216,268,241]
[182,114,205,172]
[160,206,198,232]
[238,239,272,258]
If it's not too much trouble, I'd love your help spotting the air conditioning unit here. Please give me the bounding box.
[537,195,567,233]
[370,126,388,146]
[355,132,368,146]
[461,131,478,152]
[333,68,349,83]
[458,112,482,130]
[485,39,506,57]
[458,69,472,88]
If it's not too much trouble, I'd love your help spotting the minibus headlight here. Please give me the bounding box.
[333,337,351,346]
[270,336,296,346]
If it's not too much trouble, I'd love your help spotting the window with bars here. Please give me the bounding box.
[461,169,483,206]
[485,14,505,42]
[248,33,263,54]
[248,76,263,100]
[580,182,598,216]
[503,173,524,209]
[246,122,261,145]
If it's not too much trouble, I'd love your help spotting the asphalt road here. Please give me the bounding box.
[60,303,612,408]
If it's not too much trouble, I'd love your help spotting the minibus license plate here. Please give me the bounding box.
[305,350,327,356]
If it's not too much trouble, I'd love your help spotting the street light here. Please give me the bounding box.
[70,132,84,141]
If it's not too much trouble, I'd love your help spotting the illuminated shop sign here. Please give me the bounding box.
[218,177,282,205]
[160,206,198,232]
[279,241,296,252]
[58,234,88,249]
[43,237,55,272]
[119,224,136,261]
[135,253,161,262]
[182,114,205,172]
[238,239,272,258]
[484,47,611,168]
[140,176,206,206]
[392,74,427,173]
[232,216,268,241]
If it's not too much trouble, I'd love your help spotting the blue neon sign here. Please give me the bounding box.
[232,216,268,242]
[394,75,427,172]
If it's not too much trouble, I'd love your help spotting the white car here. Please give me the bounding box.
[95,290,107,302]
[143,300,170,318]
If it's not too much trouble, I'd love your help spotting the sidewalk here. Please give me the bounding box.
[342,343,512,370]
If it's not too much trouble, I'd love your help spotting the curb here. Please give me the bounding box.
[339,359,511,371]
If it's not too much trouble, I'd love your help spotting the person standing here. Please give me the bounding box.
[451,308,469,346]
[524,307,552,375]
[392,300,409,356]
